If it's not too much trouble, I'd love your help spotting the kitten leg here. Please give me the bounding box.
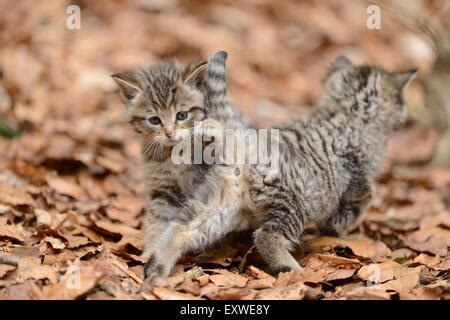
[319,179,372,236]
[253,213,305,273]
[142,219,186,279]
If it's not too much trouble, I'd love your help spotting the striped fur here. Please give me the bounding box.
[247,57,416,272]
[113,52,415,278]
[200,54,415,272]
[112,53,252,281]
[206,51,229,112]
[204,51,250,129]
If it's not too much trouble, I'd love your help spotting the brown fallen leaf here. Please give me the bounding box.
[34,208,52,228]
[42,264,103,300]
[401,227,449,257]
[114,195,145,215]
[16,257,58,284]
[0,264,16,278]
[95,155,125,173]
[207,269,248,288]
[64,234,91,249]
[91,219,143,240]
[344,286,395,300]
[43,236,66,250]
[420,211,450,229]
[71,225,104,243]
[252,272,308,300]
[300,254,361,283]
[371,266,423,298]
[357,261,404,283]
[111,249,146,264]
[325,268,356,282]
[152,287,203,300]
[407,285,447,300]
[412,253,444,270]
[387,127,438,165]
[104,206,139,227]
[0,224,26,243]
[246,265,276,289]
[196,274,210,287]
[247,265,275,279]
[0,183,35,207]
[0,281,40,300]
[247,276,276,290]
[46,176,85,199]
[306,236,391,262]
[213,287,254,300]
[153,272,185,289]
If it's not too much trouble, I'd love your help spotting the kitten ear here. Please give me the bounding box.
[330,55,352,72]
[111,71,141,102]
[183,60,207,88]
[394,69,417,89]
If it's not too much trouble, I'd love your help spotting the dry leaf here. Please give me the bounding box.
[0,224,26,243]
[42,264,103,299]
[65,234,91,249]
[357,261,403,283]
[34,208,52,228]
[345,286,395,300]
[46,176,85,199]
[401,227,449,256]
[16,257,58,284]
[43,236,66,250]
[306,236,391,262]
[91,220,143,240]
[152,287,203,300]
[0,264,16,278]
[253,272,308,300]
[208,269,248,288]
[0,183,34,206]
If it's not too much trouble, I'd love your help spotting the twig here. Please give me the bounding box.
[110,259,142,284]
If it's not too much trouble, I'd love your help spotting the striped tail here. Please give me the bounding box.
[206,50,229,112]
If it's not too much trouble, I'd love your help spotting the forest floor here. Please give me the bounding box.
[0,0,449,299]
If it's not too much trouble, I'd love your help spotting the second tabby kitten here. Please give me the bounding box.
[193,55,415,273]
[246,57,416,272]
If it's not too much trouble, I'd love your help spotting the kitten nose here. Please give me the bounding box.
[165,130,174,140]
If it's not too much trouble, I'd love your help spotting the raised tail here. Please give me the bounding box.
[206,50,229,112]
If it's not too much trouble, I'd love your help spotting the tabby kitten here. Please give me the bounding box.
[246,56,416,272]
[112,52,252,280]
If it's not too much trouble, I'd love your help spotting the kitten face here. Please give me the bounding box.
[324,56,416,129]
[112,60,208,154]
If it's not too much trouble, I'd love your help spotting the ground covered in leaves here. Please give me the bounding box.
[0,0,449,300]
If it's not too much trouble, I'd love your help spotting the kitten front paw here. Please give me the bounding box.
[143,254,169,279]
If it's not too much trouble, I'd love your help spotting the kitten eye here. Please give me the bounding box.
[176,111,188,121]
[148,116,161,125]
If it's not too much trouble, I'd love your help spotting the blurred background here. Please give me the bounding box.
[0,0,449,300]
[0,0,449,167]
